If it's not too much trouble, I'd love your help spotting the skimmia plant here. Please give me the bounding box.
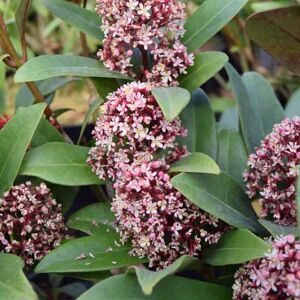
[0,0,299,299]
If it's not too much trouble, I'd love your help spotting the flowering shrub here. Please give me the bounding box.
[233,235,300,299]
[0,182,66,266]
[0,0,299,299]
[244,117,300,226]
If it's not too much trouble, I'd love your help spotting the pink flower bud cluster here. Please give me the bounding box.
[87,82,186,181]
[0,114,10,129]
[0,182,66,266]
[233,235,300,299]
[112,150,229,269]
[244,117,300,226]
[96,0,194,86]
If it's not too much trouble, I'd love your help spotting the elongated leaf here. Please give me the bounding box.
[219,107,239,131]
[203,229,271,266]
[286,88,300,118]
[245,7,300,75]
[132,256,200,295]
[15,0,31,48]
[15,55,130,82]
[169,153,220,174]
[16,77,75,109]
[242,72,285,136]
[91,78,119,99]
[0,63,6,114]
[78,274,232,300]
[217,129,247,185]
[179,52,228,92]
[43,0,104,41]
[258,219,299,238]
[183,0,248,52]
[251,2,291,12]
[179,89,218,159]
[77,99,103,144]
[0,103,46,195]
[19,142,103,186]
[171,172,263,233]
[35,233,147,273]
[67,203,115,235]
[0,253,37,300]
[152,87,190,122]
[225,64,262,153]
[31,118,64,147]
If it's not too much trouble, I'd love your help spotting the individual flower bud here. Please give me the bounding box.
[244,117,300,226]
[112,149,229,269]
[87,82,186,180]
[0,114,10,129]
[0,182,66,266]
[233,235,300,299]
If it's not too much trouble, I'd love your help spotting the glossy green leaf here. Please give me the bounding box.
[35,233,147,273]
[77,99,103,144]
[15,55,130,82]
[16,77,75,109]
[0,103,46,195]
[152,87,190,122]
[179,89,218,159]
[251,1,291,12]
[217,128,247,185]
[242,72,285,136]
[132,256,200,295]
[258,219,299,238]
[0,253,38,300]
[78,274,232,300]
[183,0,248,52]
[42,0,104,41]
[169,152,220,174]
[19,142,103,186]
[203,229,271,266]
[286,88,300,118]
[31,117,64,147]
[225,64,262,153]
[245,7,300,76]
[171,172,263,233]
[179,52,228,92]
[67,203,115,235]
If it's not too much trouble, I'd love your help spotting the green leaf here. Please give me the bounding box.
[31,117,64,147]
[35,234,147,274]
[183,0,248,52]
[19,142,103,186]
[242,72,285,136]
[171,172,263,233]
[67,203,115,235]
[169,152,220,174]
[286,88,300,118]
[91,78,120,99]
[15,0,31,51]
[0,63,6,114]
[0,103,46,195]
[251,1,291,12]
[42,0,104,41]
[179,52,228,92]
[14,55,130,82]
[78,274,232,300]
[0,253,38,300]
[132,256,200,295]
[151,87,190,122]
[245,7,300,76]
[219,107,239,131]
[225,64,262,153]
[179,89,218,159]
[16,77,75,109]
[77,99,103,144]
[217,128,247,185]
[203,229,271,266]
[258,219,299,238]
